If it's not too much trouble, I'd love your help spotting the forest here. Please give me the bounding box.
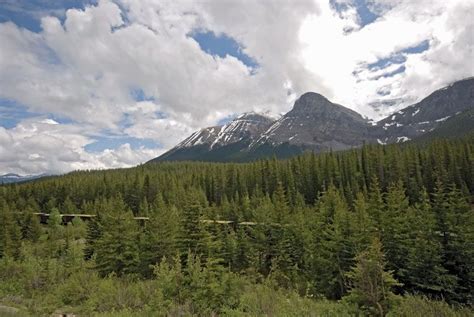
[0,137,473,316]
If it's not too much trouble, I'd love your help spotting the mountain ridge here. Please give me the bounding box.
[0,173,51,184]
[150,77,474,163]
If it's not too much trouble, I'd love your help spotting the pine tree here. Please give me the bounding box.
[380,181,410,284]
[83,217,102,260]
[402,188,455,297]
[272,181,289,222]
[344,237,401,316]
[47,207,63,257]
[367,176,384,228]
[352,193,374,252]
[95,195,140,276]
[311,186,356,299]
[21,208,42,242]
[139,203,179,277]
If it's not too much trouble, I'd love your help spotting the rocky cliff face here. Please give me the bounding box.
[253,92,373,151]
[151,77,474,163]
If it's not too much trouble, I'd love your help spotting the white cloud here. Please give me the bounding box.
[300,0,473,117]
[0,0,472,174]
[0,117,163,175]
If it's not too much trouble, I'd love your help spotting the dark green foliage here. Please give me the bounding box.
[139,201,179,277]
[83,217,101,261]
[344,237,401,316]
[0,137,473,315]
[20,208,42,242]
[94,196,140,277]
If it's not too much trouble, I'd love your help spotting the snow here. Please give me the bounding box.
[368,120,378,126]
[396,136,410,143]
[412,108,420,116]
[435,115,450,122]
[194,136,204,145]
[377,139,387,145]
[418,121,430,125]
[178,130,202,148]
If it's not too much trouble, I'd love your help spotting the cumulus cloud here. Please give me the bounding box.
[300,0,473,117]
[0,0,472,174]
[0,116,163,174]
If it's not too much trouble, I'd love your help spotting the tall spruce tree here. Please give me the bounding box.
[95,195,140,276]
[344,237,401,316]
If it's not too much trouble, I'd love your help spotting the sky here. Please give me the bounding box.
[0,0,473,175]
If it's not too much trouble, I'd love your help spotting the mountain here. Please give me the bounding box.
[151,77,474,163]
[153,112,275,162]
[0,173,50,185]
[252,92,374,152]
[373,77,474,144]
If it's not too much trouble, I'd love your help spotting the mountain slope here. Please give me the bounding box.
[412,108,474,142]
[152,112,275,162]
[373,77,474,144]
[151,77,474,163]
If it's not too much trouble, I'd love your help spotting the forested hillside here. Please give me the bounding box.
[1,137,473,316]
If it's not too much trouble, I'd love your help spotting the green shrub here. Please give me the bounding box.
[388,296,473,317]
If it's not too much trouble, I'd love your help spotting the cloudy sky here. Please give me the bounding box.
[0,0,473,175]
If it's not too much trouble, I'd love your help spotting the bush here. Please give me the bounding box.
[224,280,354,316]
[388,296,473,317]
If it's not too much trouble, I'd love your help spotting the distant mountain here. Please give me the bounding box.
[150,77,474,163]
[0,173,50,185]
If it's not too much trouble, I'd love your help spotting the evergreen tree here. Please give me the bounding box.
[139,203,179,277]
[21,208,42,242]
[402,188,455,297]
[380,181,410,285]
[344,237,401,316]
[47,207,63,257]
[95,195,140,276]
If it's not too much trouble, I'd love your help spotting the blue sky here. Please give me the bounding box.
[0,0,260,153]
[0,0,471,174]
[190,31,259,69]
[0,0,98,32]
[331,0,379,27]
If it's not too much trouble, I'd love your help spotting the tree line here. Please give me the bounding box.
[0,137,473,315]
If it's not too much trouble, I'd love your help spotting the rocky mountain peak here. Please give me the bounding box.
[291,91,367,124]
[292,92,332,113]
